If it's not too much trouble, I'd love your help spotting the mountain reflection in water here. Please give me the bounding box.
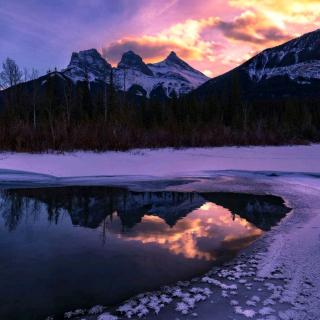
[0,186,290,320]
[117,203,262,261]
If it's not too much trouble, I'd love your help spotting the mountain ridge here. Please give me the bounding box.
[193,28,320,100]
[62,49,209,98]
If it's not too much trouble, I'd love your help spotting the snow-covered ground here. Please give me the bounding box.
[1,146,320,320]
[0,145,319,180]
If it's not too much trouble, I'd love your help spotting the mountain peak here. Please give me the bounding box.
[161,51,206,76]
[80,48,100,56]
[64,47,208,96]
[65,48,111,81]
[69,49,110,67]
[167,51,178,60]
[124,50,136,56]
[166,51,186,65]
[118,51,153,76]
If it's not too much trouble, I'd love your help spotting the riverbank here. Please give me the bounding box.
[0,146,319,319]
[0,145,319,179]
[65,172,320,320]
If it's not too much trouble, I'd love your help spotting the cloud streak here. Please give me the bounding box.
[214,10,292,45]
[230,0,320,24]
[101,0,320,75]
[103,18,218,64]
[103,9,293,73]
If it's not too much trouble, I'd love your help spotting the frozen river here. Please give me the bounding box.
[0,146,319,320]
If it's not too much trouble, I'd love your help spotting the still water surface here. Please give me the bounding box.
[0,186,289,319]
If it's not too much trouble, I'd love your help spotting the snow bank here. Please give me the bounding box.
[0,145,319,179]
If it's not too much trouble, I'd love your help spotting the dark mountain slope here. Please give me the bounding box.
[193,29,320,100]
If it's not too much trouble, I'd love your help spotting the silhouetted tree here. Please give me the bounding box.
[0,57,22,89]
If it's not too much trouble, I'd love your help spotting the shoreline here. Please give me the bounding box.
[0,146,319,320]
[62,172,320,320]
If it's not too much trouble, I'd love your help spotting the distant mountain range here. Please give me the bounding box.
[62,49,209,98]
[60,28,320,100]
[2,28,320,102]
[194,29,320,100]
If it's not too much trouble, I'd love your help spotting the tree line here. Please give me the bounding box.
[0,57,319,152]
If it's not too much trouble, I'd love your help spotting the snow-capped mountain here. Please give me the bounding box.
[194,29,320,99]
[118,50,153,76]
[62,49,209,98]
[63,49,112,82]
[148,51,210,96]
[246,29,320,83]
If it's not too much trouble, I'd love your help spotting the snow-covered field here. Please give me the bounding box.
[0,145,319,180]
[1,145,320,320]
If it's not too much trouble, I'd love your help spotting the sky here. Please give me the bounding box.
[1,0,320,77]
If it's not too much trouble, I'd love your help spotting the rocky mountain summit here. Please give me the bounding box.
[62,49,209,97]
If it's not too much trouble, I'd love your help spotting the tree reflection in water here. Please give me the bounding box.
[0,186,290,239]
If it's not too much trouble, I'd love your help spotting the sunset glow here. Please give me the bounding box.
[1,0,319,77]
[118,202,263,261]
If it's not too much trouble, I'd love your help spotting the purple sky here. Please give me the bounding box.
[0,0,161,73]
[1,0,319,77]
